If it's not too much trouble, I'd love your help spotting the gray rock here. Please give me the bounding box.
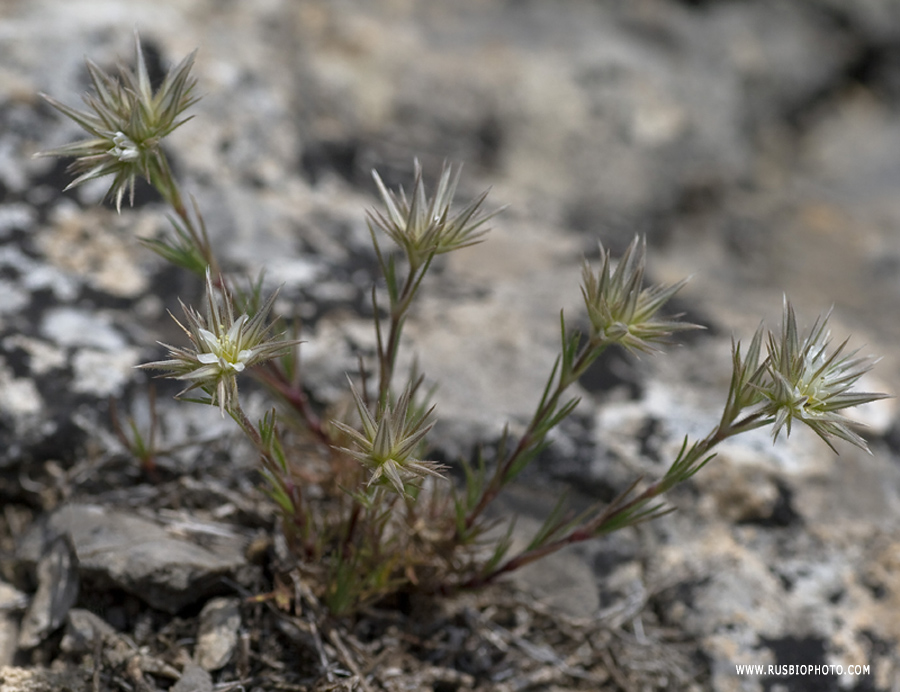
[17,505,248,614]
[17,537,79,650]
[812,0,900,42]
[194,597,241,671]
[169,663,212,692]
[60,609,117,655]
[0,582,27,668]
[0,583,28,614]
[0,621,17,669]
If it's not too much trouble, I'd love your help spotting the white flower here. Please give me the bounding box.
[110,132,141,162]
[195,320,255,374]
[140,270,299,415]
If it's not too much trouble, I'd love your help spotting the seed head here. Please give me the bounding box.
[368,160,501,270]
[761,300,887,452]
[36,32,199,211]
[581,237,700,354]
[332,382,445,496]
[140,270,298,415]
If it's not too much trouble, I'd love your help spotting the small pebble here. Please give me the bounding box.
[195,597,241,671]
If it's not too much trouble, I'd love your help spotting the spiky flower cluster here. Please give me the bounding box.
[760,301,885,451]
[581,237,699,354]
[37,32,198,211]
[141,270,298,415]
[332,384,445,495]
[368,160,500,270]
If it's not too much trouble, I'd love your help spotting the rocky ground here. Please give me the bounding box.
[2,1,900,690]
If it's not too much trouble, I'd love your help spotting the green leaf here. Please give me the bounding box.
[139,215,208,275]
[524,494,573,551]
[481,518,515,575]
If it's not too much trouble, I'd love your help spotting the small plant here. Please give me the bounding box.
[37,35,887,616]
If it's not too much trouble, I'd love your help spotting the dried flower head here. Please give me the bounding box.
[581,236,700,354]
[140,270,298,415]
[368,160,500,269]
[332,383,444,495]
[36,32,198,211]
[761,300,887,452]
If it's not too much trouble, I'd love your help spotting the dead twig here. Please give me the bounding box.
[327,628,372,692]
[601,647,638,692]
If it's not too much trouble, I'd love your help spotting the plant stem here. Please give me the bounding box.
[232,402,265,452]
[151,153,220,276]
[378,256,433,408]
[463,340,605,532]
[461,406,771,590]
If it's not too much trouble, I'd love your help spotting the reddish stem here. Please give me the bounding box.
[254,362,334,448]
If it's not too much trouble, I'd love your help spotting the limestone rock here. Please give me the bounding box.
[17,537,79,649]
[60,608,117,656]
[170,663,213,692]
[0,583,27,668]
[194,597,241,671]
[17,505,248,614]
